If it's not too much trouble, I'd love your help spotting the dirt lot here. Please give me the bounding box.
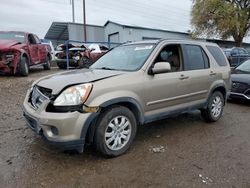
[0,68,250,188]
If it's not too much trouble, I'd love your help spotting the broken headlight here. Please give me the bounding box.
[54,83,92,106]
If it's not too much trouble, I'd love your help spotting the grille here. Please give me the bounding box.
[36,86,52,98]
[231,82,249,93]
[30,86,50,109]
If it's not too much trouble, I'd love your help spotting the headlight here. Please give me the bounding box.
[6,54,14,61]
[73,55,80,61]
[54,83,92,106]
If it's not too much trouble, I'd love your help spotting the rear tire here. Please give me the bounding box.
[57,61,67,69]
[201,91,224,122]
[43,56,51,70]
[94,106,137,157]
[16,56,29,76]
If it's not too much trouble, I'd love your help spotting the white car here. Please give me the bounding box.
[41,39,56,61]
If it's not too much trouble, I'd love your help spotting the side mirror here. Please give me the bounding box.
[150,62,171,75]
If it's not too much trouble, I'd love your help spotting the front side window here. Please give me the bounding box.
[28,34,37,44]
[153,44,182,72]
[91,44,155,71]
[183,45,209,70]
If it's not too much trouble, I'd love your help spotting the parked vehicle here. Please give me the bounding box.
[56,43,108,69]
[230,59,250,101]
[0,31,51,76]
[223,47,250,67]
[41,39,55,61]
[23,40,231,157]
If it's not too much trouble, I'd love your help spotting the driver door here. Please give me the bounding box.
[143,43,191,118]
[28,34,39,65]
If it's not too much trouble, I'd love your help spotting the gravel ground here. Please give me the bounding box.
[0,68,250,188]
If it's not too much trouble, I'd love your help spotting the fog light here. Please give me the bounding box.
[51,126,59,135]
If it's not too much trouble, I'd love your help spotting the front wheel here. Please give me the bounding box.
[201,91,224,122]
[94,106,137,157]
[16,56,29,76]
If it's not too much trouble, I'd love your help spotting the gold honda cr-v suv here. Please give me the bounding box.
[23,39,231,157]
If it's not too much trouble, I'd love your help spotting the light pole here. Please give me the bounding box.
[83,0,87,41]
[71,0,75,23]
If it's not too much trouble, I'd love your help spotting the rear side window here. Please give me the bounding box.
[207,46,228,66]
[183,45,209,71]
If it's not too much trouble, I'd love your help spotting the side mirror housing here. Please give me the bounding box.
[150,62,171,75]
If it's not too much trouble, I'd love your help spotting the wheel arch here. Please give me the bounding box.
[21,51,30,65]
[82,97,144,144]
[207,83,227,107]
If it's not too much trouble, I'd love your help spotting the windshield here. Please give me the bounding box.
[0,32,25,43]
[91,44,155,71]
[236,59,250,73]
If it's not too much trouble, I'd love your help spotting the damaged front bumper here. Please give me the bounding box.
[22,89,95,152]
[0,50,20,74]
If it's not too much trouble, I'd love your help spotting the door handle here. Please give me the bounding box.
[210,71,216,76]
[179,75,189,80]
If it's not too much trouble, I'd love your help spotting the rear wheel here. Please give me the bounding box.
[16,56,29,76]
[94,106,137,157]
[201,91,224,122]
[57,61,67,69]
[43,56,51,70]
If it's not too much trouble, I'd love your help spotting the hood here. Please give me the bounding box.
[231,73,250,85]
[0,40,21,50]
[36,69,124,94]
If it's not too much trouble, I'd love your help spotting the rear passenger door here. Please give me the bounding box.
[34,35,47,63]
[181,44,215,103]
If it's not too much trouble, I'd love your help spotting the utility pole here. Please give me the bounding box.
[83,0,87,41]
[71,0,75,23]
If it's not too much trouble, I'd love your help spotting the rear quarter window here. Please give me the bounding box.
[207,46,228,66]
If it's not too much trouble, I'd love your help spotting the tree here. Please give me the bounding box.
[191,0,250,46]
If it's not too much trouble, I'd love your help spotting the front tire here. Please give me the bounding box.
[16,56,29,76]
[94,106,137,157]
[201,91,224,122]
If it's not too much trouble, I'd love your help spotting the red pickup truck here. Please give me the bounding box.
[0,31,51,76]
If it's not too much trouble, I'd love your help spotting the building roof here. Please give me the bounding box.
[104,20,190,35]
[45,22,69,41]
[45,22,103,41]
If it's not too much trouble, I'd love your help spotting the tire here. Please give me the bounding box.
[79,56,93,69]
[57,61,67,69]
[94,106,137,157]
[43,56,51,70]
[16,56,29,76]
[201,91,224,122]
